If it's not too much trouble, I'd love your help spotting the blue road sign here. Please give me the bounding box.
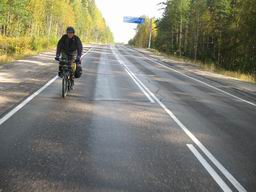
[123,16,145,24]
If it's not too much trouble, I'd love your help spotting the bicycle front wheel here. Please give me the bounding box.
[62,75,68,98]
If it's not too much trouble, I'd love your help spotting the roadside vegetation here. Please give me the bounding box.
[129,0,256,82]
[0,0,113,64]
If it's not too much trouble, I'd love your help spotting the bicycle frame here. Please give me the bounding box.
[60,59,74,98]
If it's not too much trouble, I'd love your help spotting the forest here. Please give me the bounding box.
[0,0,113,60]
[130,0,256,79]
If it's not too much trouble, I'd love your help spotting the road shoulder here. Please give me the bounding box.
[132,47,256,95]
[0,51,58,117]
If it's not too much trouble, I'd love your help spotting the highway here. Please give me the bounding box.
[0,45,255,192]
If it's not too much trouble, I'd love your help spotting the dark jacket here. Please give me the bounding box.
[56,34,83,58]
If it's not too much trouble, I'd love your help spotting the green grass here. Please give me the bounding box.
[0,36,57,65]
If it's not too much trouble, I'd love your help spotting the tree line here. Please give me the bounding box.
[130,0,256,79]
[0,0,113,57]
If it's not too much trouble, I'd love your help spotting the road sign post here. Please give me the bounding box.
[124,16,152,48]
[148,18,152,49]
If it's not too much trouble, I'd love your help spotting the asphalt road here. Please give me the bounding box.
[0,45,255,192]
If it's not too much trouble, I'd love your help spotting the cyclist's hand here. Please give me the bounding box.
[55,57,60,61]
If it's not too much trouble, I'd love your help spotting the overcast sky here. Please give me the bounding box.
[95,0,164,43]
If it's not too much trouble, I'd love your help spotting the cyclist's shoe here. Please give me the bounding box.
[55,57,60,61]
[58,71,63,78]
[58,65,64,78]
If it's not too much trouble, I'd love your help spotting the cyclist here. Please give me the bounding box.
[55,27,83,79]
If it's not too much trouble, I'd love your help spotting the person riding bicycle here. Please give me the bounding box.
[55,27,83,78]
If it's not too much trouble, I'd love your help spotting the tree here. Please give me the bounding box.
[0,0,113,42]
[130,17,157,48]
[131,0,256,79]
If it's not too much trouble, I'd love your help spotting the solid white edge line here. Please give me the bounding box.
[187,144,232,192]
[123,63,157,104]
[111,46,155,103]
[157,62,256,107]
[0,47,92,126]
[124,66,156,103]
[116,46,247,192]
[0,75,58,126]
[125,68,155,103]
[127,46,256,108]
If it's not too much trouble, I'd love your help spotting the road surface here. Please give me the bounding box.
[0,45,255,192]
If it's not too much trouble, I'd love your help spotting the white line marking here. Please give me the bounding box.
[187,144,232,192]
[81,47,92,59]
[114,46,247,192]
[127,46,256,107]
[125,68,155,103]
[111,47,155,103]
[157,62,256,107]
[149,79,246,192]
[0,47,92,126]
[0,76,58,126]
